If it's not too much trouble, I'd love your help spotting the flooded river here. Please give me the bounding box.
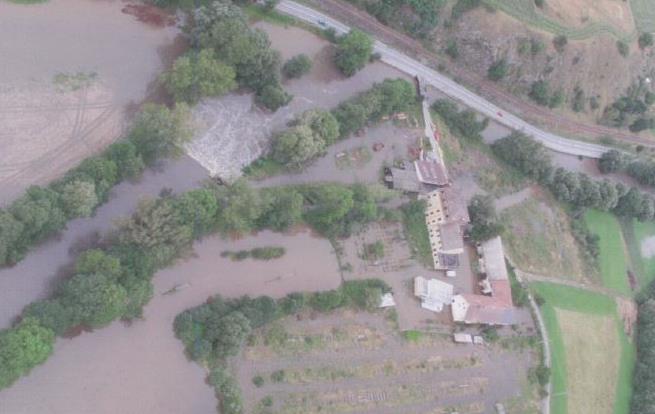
[0,230,341,414]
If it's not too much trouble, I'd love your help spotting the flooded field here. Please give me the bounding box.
[187,22,408,179]
[0,0,181,202]
[0,230,341,414]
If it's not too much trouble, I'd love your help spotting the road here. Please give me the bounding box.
[277,0,611,159]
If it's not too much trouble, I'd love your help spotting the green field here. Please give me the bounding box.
[584,210,631,295]
[630,0,655,33]
[531,282,635,414]
[482,0,635,41]
[624,220,655,289]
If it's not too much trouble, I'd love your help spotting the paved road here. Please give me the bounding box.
[277,0,611,159]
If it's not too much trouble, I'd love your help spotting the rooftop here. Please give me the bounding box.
[414,160,449,186]
[480,236,508,281]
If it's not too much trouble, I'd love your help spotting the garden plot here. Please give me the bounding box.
[234,311,534,414]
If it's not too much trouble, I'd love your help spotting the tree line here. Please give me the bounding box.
[250,78,416,173]
[599,149,655,190]
[174,278,390,414]
[492,132,655,222]
[0,180,391,389]
[431,99,489,142]
[632,279,655,413]
[0,104,192,268]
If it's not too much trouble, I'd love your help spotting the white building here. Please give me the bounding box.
[414,276,454,313]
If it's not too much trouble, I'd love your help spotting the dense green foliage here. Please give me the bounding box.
[598,150,655,192]
[0,318,55,389]
[467,194,503,242]
[493,133,655,221]
[400,199,433,266]
[271,109,340,167]
[161,48,237,104]
[638,32,654,49]
[553,34,568,52]
[431,99,488,141]
[282,54,312,79]
[347,0,444,39]
[334,29,374,77]
[600,80,654,130]
[190,0,291,110]
[333,79,416,137]
[529,80,564,108]
[632,284,655,413]
[0,104,191,268]
[487,58,508,81]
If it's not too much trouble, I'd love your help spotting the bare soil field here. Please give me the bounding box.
[0,230,341,414]
[0,0,180,203]
[234,310,536,414]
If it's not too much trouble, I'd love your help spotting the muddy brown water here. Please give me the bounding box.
[0,230,341,414]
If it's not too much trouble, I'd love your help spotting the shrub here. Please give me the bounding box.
[553,35,568,52]
[617,41,629,57]
[282,54,312,78]
[638,32,653,49]
[252,375,265,387]
[256,84,293,112]
[270,369,285,383]
[487,58,508,81]
[250,246,285,260]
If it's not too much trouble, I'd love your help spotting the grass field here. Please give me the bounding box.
[630,0,655,33]
[624,219,655,290]
[531,282,635,414]
[481,0,635,41]
[584,210,631,295]
[500,198,587,281]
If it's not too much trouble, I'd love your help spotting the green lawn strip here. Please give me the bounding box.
[630,0,655,33]
[584,210,631,295]
[630,220,655,288]
[530,282,634,414]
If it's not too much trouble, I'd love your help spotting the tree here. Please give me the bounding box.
[207,311,251,358]
[553,35,568,53]
[487,58,508,82]
[334,29,373,77]
[105,141,145,181]
[296,109,340,145]
[272,125,325,167]
[445,39,459,59]
[22,299,74,336]
[617,40,629,57]
[467,194,503,242]
[639,32,654,49]
[215,180,263,235]
[59,273,129,328]
[0,318,55,390]
[119,198,193,265]
[598,150,627,174]
[66,157,119,201]
[60,180,98,218]
[303,184,355,236]
[491,132,553,182]
[259,189,304,231]
[75,249,122,280]
[255,83,293,111]
[282,54,312,78]
[161,48,237,104]
[128,103,193,165]
[172,189,219,237]
[529,80,551,106]
[10,186,66,245]
[0,210,24,266]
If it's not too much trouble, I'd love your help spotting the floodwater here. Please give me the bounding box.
[0,156,209,329]
[0,0,182,202]
[0,230,341,414]
[187,22,408,179]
